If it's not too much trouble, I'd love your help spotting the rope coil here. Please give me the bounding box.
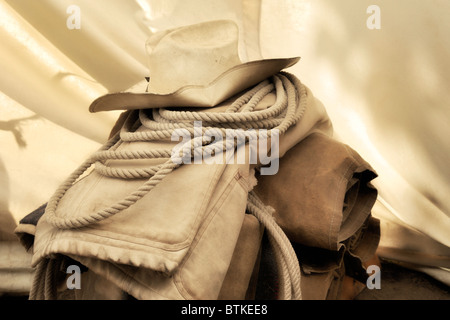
[30,72,305,300]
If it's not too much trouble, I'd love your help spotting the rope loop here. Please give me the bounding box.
[44,72,307,231]
[34,72,306,300]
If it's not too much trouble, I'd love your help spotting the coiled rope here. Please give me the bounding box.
[30,72,305,300]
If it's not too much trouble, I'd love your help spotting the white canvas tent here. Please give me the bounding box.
[1,0,449,297]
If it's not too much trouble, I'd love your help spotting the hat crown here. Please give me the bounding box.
[89,19,300,112]
[145,20,242,94]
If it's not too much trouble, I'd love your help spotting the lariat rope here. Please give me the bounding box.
[30,72,305,300]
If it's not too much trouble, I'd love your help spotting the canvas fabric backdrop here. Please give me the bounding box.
[1,0,449,296]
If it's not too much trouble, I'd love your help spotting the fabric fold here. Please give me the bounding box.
[254,131,378,251]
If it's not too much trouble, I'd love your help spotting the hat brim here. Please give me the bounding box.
[89,57,300,112]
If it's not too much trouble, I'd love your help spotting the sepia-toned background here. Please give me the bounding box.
[1,0,449,297]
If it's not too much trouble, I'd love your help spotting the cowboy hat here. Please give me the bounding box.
[89,19,299,112]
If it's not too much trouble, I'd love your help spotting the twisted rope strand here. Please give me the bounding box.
[247,191,302,300]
